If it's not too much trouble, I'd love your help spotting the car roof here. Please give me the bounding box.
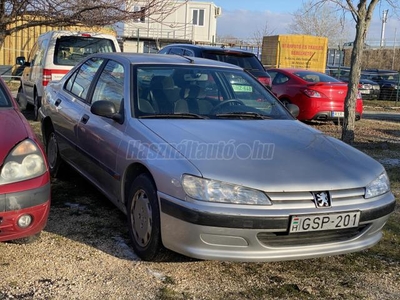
[160,44,256,56]
[88,52,244,69]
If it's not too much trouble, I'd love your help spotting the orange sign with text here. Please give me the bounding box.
[261,35,328,72]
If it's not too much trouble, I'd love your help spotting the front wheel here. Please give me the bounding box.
[127,174,162,261]
[46,130,63,177]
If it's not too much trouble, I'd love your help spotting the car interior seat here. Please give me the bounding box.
[149,76,181,113]
[175,85,213,114]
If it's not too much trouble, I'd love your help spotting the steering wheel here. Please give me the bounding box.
[210,99,244,114]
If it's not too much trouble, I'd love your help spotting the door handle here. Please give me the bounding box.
[81,114,90,124]
[55,99,61,106]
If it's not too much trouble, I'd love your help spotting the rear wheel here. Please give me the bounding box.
[33,94,41,121]
[46,129,63,177]
[127,174,163,261]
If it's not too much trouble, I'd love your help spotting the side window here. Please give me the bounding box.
[64,57,105,101]
[28,42,39,67]
[169,48,184,55]
[34,38,49,67]
[91,60,124,111]
[272,73,289,85]
[183,50,194,56]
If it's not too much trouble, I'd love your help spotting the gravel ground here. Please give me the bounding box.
[0,115,399,300]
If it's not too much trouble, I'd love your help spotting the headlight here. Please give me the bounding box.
[365,172,390,199]
[0,139,46,185]
[181,174,272,205]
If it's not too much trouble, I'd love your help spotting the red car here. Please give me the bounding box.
[267,68,363,121]
[0,77,50,243]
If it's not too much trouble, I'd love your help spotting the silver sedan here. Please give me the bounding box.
[39,53,395,261]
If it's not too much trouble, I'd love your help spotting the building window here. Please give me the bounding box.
[134,6,146,23]
[192,9,205,26]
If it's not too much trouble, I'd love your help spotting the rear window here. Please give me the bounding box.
[202,51,263,71]
[54,36,117,66]
[294,71,341,83]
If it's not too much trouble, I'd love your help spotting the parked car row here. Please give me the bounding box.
[326,66,381,100]
[3,37,395,261]
[326,65,399,101]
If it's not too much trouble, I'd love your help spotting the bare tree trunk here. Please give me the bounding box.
[341,20,365,144]
[341,0,379,144]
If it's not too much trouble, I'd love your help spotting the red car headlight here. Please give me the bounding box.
[0,139,46,185]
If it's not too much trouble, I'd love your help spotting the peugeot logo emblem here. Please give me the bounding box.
[312,191,331,208]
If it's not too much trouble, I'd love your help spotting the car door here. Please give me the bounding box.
[51,57,106,167]
[76,59,126,203]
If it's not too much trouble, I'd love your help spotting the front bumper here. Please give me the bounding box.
[159,192,395,262]
[0,183,51,242]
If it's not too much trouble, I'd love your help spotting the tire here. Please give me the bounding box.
[16,86,27,111]
[33,94,41,121]
[46,130,63,177]
[127,174,163,261]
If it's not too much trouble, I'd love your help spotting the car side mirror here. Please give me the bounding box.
[16,56,25,65]
[287,103,299,118]
[91,100,124,124]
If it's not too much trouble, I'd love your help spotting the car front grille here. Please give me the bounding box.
[257,224,369,247]
[267,187,366,209]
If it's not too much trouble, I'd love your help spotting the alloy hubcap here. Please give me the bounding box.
[131,189,152,247]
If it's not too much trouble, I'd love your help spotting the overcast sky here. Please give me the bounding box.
[203,0,399,46]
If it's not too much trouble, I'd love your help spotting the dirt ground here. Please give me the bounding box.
[0,115,399,300]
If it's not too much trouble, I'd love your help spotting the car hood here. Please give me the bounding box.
[139,119,384,192]
[0,109,29,163]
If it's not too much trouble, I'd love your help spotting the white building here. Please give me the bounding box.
[122,0,221,52]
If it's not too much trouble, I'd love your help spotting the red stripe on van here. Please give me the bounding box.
[43,69,69,86]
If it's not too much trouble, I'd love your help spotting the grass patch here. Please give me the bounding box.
[363,99,400,111]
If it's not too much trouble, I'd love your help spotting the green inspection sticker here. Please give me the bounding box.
[232,84,253,92]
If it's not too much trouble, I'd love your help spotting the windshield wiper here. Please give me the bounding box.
[215,112,272,119]
[139,113,208,119]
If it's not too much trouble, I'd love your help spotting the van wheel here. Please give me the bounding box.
[127,174,163,261]
[33,94,41,121]
[16,87,27,111]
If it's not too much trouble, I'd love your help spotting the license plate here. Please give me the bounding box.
[289,212,360,233]
[361,90,371,94]
[331,111,344,117]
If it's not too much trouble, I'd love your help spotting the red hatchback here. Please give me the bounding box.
[267,68,363,121]
[0,77,50,243]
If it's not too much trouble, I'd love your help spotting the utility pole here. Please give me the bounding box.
[380,10,388,47]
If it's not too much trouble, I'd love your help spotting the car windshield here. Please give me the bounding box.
[0,84,11,107]
[294,71,341,83]
[134,66,290,120]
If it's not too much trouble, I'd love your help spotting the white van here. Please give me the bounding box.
[16,30,121,119]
